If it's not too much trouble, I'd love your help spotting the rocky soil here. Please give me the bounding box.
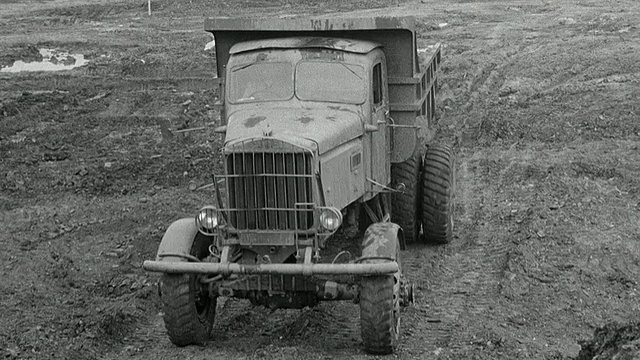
[1,0,639,359]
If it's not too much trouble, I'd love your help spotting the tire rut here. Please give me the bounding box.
[400,153,514,355]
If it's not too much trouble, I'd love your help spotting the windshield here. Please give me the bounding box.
[227,60,366,105]
[296,62,366,104]
[228,62,294,103]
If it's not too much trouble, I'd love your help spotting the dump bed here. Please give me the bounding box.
[205,16,441,163]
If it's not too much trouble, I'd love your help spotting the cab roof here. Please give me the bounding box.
[229,37,381,55]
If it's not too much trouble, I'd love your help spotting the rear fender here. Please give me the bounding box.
[156,218,199,262]
[361,222,402,262]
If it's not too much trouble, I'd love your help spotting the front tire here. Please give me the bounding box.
[160,234,216,346]
[359,224,402,354]
[360,275,400,354]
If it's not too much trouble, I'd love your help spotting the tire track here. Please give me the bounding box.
[401,151,514,356]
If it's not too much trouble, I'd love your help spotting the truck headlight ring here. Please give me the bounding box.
[319,207,342,231]
[195,206,219,235]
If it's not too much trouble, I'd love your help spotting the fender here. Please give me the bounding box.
[361,222,402,262]
[156,218,199,262]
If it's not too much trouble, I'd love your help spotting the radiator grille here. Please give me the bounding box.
[225,151,314,230]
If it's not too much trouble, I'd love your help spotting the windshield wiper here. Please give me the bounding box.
[232,62,257,72]
[340,63,362,80]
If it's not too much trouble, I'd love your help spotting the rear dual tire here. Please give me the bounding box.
[391,144,455,245]
[391,152,422,244]
[421,144,455,244]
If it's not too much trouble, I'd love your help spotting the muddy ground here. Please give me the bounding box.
[1,0,639,359]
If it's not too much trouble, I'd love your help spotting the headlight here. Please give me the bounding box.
[319,207,342,231]
[195,206,218,235]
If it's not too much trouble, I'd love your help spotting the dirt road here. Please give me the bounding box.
[1,0,639,359]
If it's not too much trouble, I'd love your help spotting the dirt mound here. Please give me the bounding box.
[576,322,640,360]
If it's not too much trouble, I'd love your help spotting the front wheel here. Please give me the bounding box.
[359,223,402,354]
[160,234,217,346]
[360,275,400,354]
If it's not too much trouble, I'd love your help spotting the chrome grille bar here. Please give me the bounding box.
[223,140,314,231]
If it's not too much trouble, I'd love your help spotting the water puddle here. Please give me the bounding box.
[1,48,88,73]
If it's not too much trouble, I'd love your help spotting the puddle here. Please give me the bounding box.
[1,48,88,73]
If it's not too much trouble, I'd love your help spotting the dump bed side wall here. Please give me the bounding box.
[206,17,440,163]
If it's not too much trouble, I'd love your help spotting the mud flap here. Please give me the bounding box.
[361,222,402,263]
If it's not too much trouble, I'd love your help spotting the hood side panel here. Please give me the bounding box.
[318,138,365,210]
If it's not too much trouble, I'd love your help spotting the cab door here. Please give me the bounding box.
[368,58,390,194]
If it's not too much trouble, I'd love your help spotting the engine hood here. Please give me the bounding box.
[225,108,364,154]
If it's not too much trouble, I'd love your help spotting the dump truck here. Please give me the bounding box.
[143,15,454,355]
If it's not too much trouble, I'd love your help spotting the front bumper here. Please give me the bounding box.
[143,260,399,276]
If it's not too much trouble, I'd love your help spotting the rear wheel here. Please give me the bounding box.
[160,234,216,346]
[421,144,455,244]
[391,152,422,243]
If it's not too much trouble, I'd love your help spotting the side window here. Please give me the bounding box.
[373,62,383,106]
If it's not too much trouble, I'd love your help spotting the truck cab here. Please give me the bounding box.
[223,37,390,213]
